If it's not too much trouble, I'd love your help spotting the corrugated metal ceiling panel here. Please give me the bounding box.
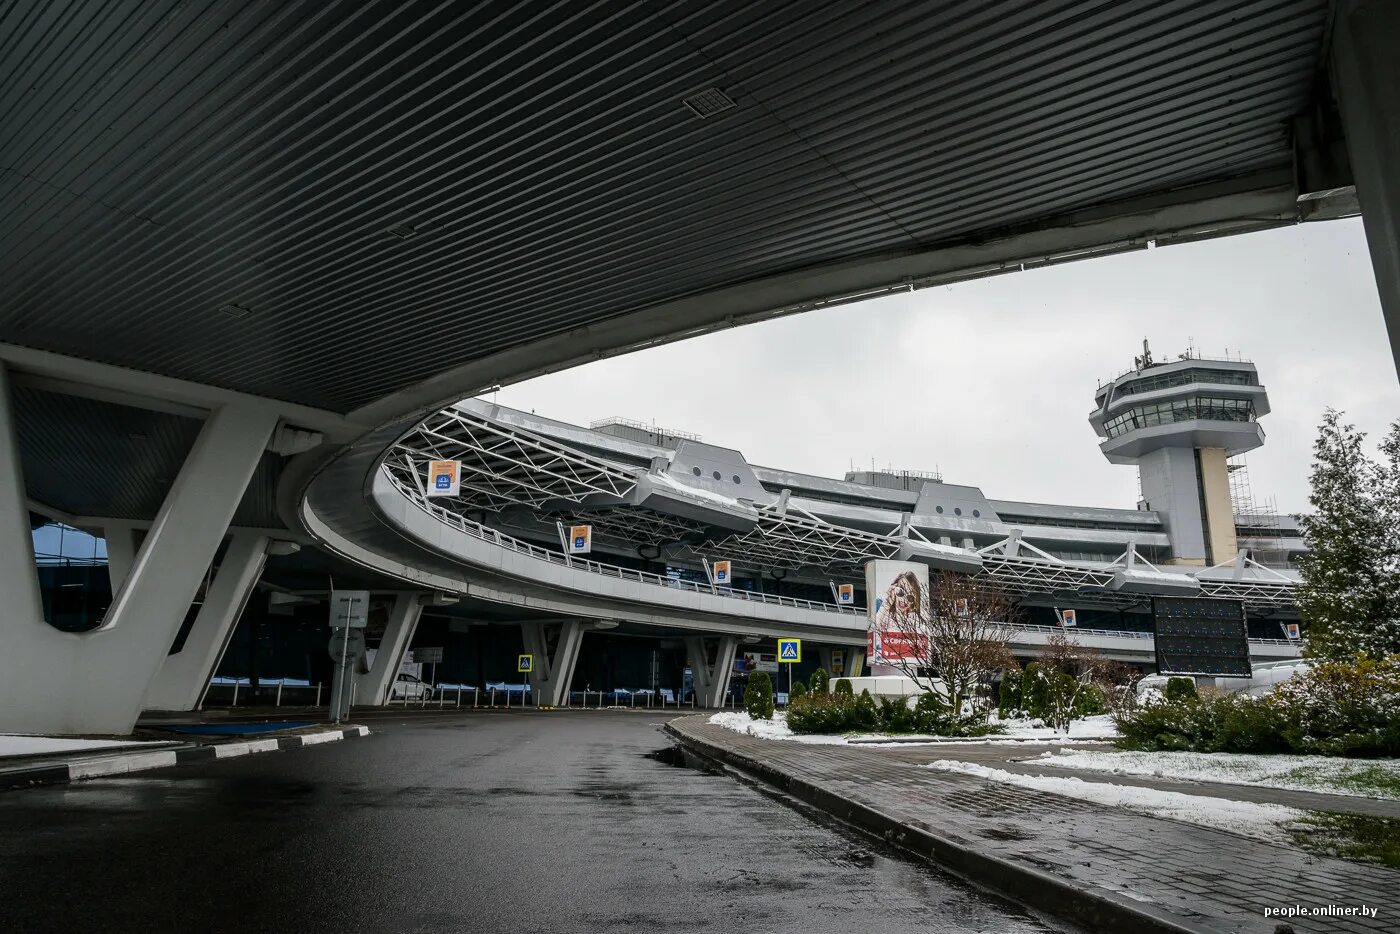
[12,387,283,525]
[0,0,1329,413]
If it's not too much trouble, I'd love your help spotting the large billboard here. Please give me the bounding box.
[866,560,930,665]
[1152,596,1251,677]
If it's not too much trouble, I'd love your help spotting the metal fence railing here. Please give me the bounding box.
[384,468,860,617]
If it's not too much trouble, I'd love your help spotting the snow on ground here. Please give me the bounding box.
[707,712,852,745]
[708,712,1118,746]
[989,714,1119,741]
[1028,749,1400,800]
[0,735,166,757]
[927,760,1305,843]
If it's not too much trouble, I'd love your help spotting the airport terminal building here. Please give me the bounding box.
[30,348,1306,712]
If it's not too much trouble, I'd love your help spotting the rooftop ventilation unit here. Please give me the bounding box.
[682,87,735,119]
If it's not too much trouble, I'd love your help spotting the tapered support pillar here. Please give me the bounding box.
[819,646,867,680]
[685,634,738,708]
[0,365,277,734]
[521,620,584,707]
[103,523,141,595]
[355,594,425,706]
[1334,0,1400,378]
[142,532,269,712]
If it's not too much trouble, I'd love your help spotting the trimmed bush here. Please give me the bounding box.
[1164,677,1198,704]
[851,689,879,730]
[833,678,854,696]
[744,671,775,721]
[998,670,1021,716]
[1020,662,1049,719]
[877,696,918,733]
[1115,655,1400,757]
[789,681,807,700]
[809,667,830,694]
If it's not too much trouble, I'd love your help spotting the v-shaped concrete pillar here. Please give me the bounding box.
[355,593,426,706]
[0,364,277,734]
[142,531,270,712]
[521,620,584,707]
[685,634,738,708]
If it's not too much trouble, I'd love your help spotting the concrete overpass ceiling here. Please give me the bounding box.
[1,0,1330,414]
[14,386,283,526]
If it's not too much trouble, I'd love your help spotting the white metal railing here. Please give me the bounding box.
[384,468,861,617]
[1004,623,1296,646]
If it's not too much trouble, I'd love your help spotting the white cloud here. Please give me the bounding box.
[496,217,1399,514]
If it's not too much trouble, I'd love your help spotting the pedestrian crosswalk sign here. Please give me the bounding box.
[778,639,801,663]
[518,654,533,673]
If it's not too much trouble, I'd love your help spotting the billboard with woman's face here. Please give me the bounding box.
[865,560,930,664]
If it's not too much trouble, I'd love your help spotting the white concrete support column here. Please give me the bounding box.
[355,594,425,706]
[0,365,45,638]
[0,376,277,734]
[103,523,141,595]
[1334,0,1400,378]
[141,532,270,712]
[520,620,583,707]
[817,647,864,680]
[685,635,738,708]
[844,648,866,679]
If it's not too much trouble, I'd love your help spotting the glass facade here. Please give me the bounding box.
[1115,367,1256,396]
[1103,395,1255,438]
[31,523,111,632]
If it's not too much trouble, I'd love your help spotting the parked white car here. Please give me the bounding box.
[390,672,433,701]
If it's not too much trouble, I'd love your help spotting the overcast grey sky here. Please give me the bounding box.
[496,217,1398,516]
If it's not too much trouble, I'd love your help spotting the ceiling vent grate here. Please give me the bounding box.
[682,87,735,119]
[217,302,252,319]
[385,223,419,240]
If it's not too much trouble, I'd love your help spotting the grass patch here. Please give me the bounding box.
[1290,812,1400,869]
[1277,763,1400,800]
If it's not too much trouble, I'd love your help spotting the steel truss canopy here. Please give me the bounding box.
[1,0,1339,424]
[383,403,1299,612]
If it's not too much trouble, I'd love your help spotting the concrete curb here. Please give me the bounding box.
[0,725,370,791]
[663,719,1216,934]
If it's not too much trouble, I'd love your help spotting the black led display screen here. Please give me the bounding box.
[1152,597,1251,678]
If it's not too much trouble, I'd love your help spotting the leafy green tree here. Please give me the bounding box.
[1296,411,1400,660]
[744,671,775,720]
[998,669,1021,716]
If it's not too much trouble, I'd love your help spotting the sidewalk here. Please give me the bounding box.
[1,722,370,791]
[665,715,1395,934]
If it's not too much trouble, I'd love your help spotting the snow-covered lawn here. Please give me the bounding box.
[707,712,853,745]
[0,735,168,758]
[927,760,1305,844]
[1027,749,1400,801]
[707,712,1119,746]
[986,714,1119,742]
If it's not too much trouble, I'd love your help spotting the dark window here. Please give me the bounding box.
[954,507,962,516]
[712,471,722,481]
[691,466,701,476]
[732,475,741,484]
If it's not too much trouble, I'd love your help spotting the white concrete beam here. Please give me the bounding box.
[142,532,269,712]
[355,593,425,706]
[1334,0,1400,379]
[0,342,360,441]
[0,397,277,734]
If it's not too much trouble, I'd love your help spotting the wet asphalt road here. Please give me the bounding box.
[0,711,1071,933]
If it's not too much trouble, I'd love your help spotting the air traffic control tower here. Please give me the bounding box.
[1090,343,1270,567]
